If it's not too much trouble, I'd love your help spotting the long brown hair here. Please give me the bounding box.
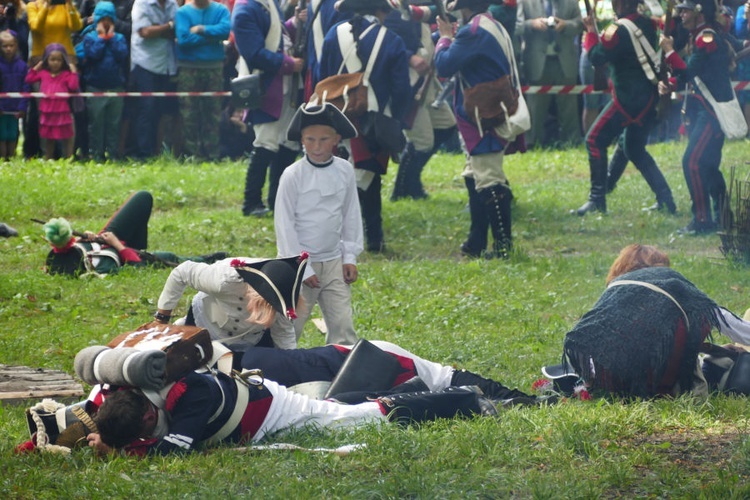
[605,244,671,285]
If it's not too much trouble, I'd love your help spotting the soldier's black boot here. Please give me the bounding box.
[242,147,275,216]
[711,174,728,227]
[460,177,489,257]
[450,369,532,401]
[405,150,433,199]
[359,174,385,252]
[390,142,413,201]
[377,388,493,425]
[478,183,513,259]
[606,141,628,194]
[267,146,299,211]
[635,153,676,214]
[575,157,607,216]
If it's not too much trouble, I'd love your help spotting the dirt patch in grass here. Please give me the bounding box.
[605,427,748,497]
[632,427,744,471]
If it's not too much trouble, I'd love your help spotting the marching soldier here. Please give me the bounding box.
[233,0,304,216]
[386,3,457,201]
[434,0,526,259]
[317,0,410,252]
[574,0,675,216]
[659,0,748,233]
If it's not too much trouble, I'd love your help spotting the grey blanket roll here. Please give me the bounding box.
[74,345,167,390]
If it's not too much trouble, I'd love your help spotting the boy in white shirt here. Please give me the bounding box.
[274,103,363,345]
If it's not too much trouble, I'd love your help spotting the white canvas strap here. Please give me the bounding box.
[235,0,283,78]
[616,18,659,84]
[608,279,689,329]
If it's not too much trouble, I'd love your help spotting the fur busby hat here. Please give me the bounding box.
[287,102,358,142]
[231,254,309,319]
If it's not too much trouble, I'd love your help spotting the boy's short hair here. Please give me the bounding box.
[0,30,17,44]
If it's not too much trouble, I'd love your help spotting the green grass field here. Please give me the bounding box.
[2,140,750,498]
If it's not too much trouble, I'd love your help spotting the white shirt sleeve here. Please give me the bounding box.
[274,165,314,280]
[717,307,750,345]
[340,164,364,265]
[157,260,237,311]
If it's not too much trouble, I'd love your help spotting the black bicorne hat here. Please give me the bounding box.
[287,102,358,142]
[231,254,309,319]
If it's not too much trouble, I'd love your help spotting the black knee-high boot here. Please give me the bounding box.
[606,142,628,194]
[377,388,494,425]
[575,156,608,215]
[267,146,299,211]
[405,150,433,199]
[637,157,676,213]
[390,142,413,201]
[358,174,384,252]
[450,369,532,401]
[478,183,513,259]
[461,176,489,258]
[242,147,275,215]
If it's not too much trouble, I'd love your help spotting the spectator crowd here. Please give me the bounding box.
[1,0,749,244]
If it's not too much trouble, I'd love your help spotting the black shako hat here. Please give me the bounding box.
[286,102,358,142]
[675,0,717,18]
[335,0,394,14]
[46,246,87,276]
[447,0,503,10]
[231,254,309,319]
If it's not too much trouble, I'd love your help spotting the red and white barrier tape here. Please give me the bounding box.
[0,91,232,98]
[0,81,748,98]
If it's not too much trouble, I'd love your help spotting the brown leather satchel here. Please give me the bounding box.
[462,74,519,129]
[108,322,214,383]
[311,72,368,118]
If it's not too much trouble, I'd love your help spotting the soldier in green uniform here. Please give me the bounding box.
[574,0,675,216]
[659,0,747,233]
[43,191,226,276]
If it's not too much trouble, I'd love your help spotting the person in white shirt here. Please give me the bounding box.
[274,102,363,345]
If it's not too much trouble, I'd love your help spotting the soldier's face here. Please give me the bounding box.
[680,8,699,29]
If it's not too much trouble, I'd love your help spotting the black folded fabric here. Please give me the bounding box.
[324,339,402,399]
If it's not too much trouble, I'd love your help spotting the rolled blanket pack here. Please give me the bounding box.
[75,346,167,390]
[74,346,109,386]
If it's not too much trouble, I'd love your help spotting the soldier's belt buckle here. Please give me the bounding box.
[232,368,265,388]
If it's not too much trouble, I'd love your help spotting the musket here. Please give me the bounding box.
[432,0,447,22]
[428,0,452,109]
[289,0,309,107]
[735,45,750,63]
[430,77,455,109]
[656,0,675,122]
[584,0,609,91]
[31,218,178,268]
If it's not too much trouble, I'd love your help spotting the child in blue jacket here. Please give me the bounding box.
[0,30,29,160]
[81,1,128,161]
